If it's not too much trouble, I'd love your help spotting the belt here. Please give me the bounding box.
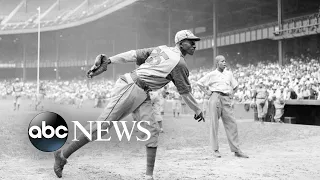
[130,71,152,93]
[212,91,230,96]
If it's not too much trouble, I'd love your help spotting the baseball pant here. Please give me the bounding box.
[14,93,21,105]
[274,100,285,121]
[274,108,284,121]
[84,73,160,147]
[152,111,163,122]
[208,92,240,152]
[256,99,268,118]
[151,100,163,123]
[160,98,166,114]
[159,98,165,114]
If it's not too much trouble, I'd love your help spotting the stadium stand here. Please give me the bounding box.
[0,0,131,31]
[0,0,319,125]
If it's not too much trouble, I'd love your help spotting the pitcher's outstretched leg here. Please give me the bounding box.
[53,133,90,178]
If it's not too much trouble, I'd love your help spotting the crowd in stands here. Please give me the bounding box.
[0,78,114,105]
[189,54,320,102]
[1,55,320,106]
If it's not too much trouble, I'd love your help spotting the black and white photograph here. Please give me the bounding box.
[0,0,320,179]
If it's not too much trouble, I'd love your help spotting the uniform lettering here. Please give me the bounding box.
[145,47,169,66]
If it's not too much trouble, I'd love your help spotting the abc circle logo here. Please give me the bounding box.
[28,112,68,152]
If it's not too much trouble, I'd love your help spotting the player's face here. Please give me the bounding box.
[180,39,196,55]
[217,58,226,70]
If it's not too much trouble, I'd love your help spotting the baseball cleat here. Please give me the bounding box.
[53,150,67,178]
[235,151,249,158]
[213,150,221,158]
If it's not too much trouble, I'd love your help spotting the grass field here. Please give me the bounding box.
[0,98,320,180]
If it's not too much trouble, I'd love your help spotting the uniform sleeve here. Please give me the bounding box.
[168,58,191,95]
[109,47,155,64]
[181,93,202,115]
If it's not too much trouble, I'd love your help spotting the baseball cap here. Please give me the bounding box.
[174,30,200,44]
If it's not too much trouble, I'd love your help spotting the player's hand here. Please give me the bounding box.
[86,70,93,79]
[86,69,96,79]
[194,112,205,122]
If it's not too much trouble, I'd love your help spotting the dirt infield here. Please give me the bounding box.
[0,99,320,180]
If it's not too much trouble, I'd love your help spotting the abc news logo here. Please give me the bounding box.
[28,112,68,152]
[28,112,151,152]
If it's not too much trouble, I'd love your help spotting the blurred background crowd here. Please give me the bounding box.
[1,53,319,105]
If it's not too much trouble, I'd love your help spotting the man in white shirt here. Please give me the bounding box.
[197,55,248,158]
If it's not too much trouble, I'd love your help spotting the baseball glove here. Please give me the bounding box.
[87,54,110,79]
[194,112,205,122]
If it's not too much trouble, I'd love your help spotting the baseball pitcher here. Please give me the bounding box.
[53,30,205,180]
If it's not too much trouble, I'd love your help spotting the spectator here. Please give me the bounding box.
[309,84,318,100]
[302,86,310,99]
[287,88,298,100]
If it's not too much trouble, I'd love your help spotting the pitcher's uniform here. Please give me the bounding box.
[53,30,204,179]
[254,85,269,119]
[85,45,202,148]
[12,81,23,110]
